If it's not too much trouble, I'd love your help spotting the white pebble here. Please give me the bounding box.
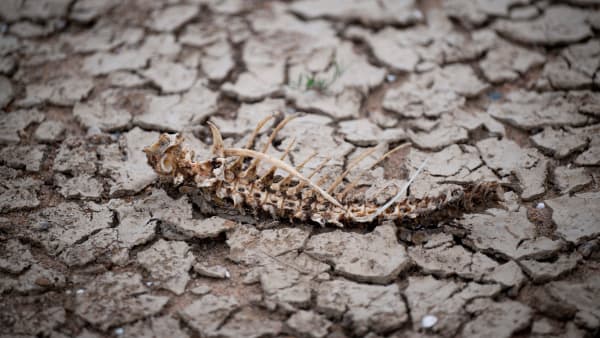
[386,74,397,82]
[76,288,85,295]
[536,202,545,209]
[37,220,50,231]
[87,126,101,136]
[421,314,438,329]
[114,328,124,336]
[146,281,153,287]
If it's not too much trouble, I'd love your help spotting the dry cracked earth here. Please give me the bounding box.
[1,0,600,337]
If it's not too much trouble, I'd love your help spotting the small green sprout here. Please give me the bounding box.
[291,61,345,93]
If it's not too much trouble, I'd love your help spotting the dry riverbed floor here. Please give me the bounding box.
[1,0,600,337]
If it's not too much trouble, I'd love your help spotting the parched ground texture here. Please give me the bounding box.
[1,0,600,337]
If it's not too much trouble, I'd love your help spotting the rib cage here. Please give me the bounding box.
[143,117,503,227]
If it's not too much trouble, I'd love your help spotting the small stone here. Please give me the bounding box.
[536,202,545,209]
[114,328,124,336]
[421,315,438,329]
[194,264,230,279]
[286,310,331,338]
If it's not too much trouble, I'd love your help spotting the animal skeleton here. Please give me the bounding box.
[143,115,503,227]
